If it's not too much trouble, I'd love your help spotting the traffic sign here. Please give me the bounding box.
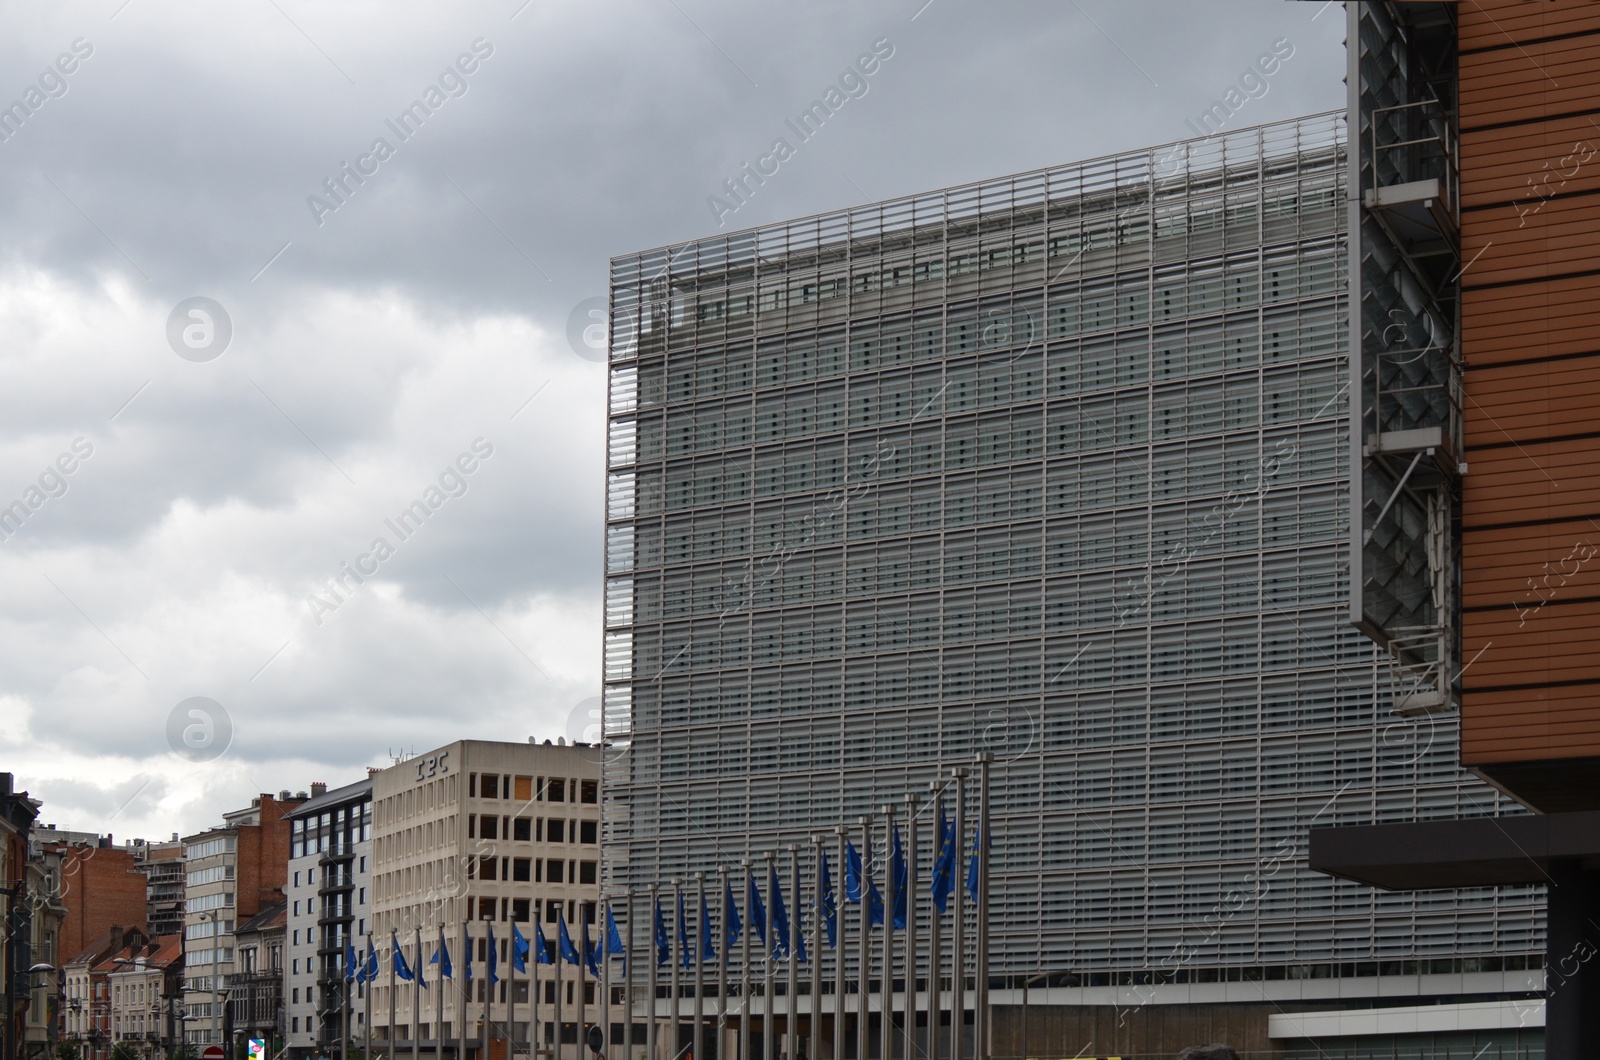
[203,1046,225,1060]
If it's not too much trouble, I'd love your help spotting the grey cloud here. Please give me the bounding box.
[0,0,1347,837]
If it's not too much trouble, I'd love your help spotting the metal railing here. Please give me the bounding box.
[1371,344,1464,455]
[1369,97,1458,200]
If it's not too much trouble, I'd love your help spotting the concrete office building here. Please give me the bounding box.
[368,740,601,1060]
[601,107,1546,1057]
[284,780,372,1060]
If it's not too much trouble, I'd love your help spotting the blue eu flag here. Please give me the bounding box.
[724,880,742,950]
[819,852,837,949]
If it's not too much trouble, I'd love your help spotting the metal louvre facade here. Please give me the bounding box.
[602,112,1539,981]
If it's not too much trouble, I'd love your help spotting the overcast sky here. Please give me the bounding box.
[0,0,1346,841]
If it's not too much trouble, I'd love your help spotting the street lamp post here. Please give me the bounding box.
[179,1014,204,1060]
[205,911,221,1051]
[1018,975,1041,1060]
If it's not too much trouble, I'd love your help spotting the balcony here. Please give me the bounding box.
[317,844,354,868]
[1365,97,1458,256]
[317,871,356,894]
[228,970,281,988]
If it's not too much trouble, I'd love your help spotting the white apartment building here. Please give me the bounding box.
[284,779,373,1060]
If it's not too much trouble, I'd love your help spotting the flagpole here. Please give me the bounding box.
[647,885,658,1060]
[435,929,445,1060]
[344,951,352,1060]
[785,847,799,1060]
[509,929,519,1060]
[692,877,704,1060]
[737,863,751,1060]
[715,869,730,1060]
[530,924,541,1060]
[925,790,942,1060]
[461,922,472,1060]
[389,933,398,1060]
[761,853,775,1060]
[345,954,355,1060]
[880,806,895,1060]
[556,920,566,1060]
[807,838,822,1060]
[582,915,595,1060]
[482,928,492,1060]
[831,828,846,1060]
[902,796,918,1060]
[624,891,635,1060]
[367,937,375,1060]
[670,880,681,1060]
[855,819,869,1060]
[414,928,423,1060]
[951,770,966,1060]
[601,901,612,1060]
[973,754,991,1060]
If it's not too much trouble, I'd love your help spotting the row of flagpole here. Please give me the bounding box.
[336,754,990,1060]
[335,902,624,1060]
[617,755,993,1060]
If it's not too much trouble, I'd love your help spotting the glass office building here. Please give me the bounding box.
[601,112,1539,987]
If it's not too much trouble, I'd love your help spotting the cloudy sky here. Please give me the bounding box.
[0,0,1346,840]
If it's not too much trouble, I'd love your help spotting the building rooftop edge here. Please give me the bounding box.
[285,776,373,819]
[610,107,1347,267]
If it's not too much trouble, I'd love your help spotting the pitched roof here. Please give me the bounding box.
[91,935,168,975]
[145,935,183,969]
[285,777,371,819]
[236,899,287,935]
[65,926,146,968]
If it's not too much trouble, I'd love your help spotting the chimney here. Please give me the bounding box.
[310,782,327,798]
[170,833,178,842]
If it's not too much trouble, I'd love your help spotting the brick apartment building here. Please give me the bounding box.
[48,839,149,962]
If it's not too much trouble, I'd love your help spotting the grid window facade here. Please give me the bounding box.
[602,113,1541,980]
